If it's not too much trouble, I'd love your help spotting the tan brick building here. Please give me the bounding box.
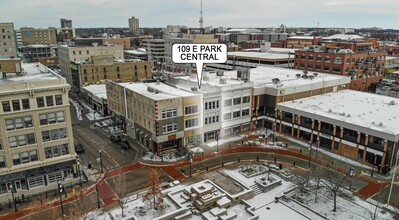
[19,27,57,46]
[0,23,17,59]
[58,44,124,85]
[70,54,152,89]
[0,63,76,194]
[0,58,21,73]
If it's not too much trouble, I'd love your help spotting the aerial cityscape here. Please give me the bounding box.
[1,0,399,219]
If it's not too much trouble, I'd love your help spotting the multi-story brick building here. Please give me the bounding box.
[106,81,200,154]
[69,54,152,90]
[19,27,58,46]
[58,44,124,85]
[0,23,17,59]
[276,90,399,168]
[294,44,386,91]
[0,63,76,194]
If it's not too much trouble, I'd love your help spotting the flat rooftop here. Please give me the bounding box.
[228,51,290,61]
[0,63,63,86]
[175,66,349,93]
[120,82,195,101]
[82,84,107,100]
[277,90,399,140]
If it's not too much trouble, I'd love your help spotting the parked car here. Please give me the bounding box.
[75,142,85,153]
[110,134,123,142]
[120,141,131,149]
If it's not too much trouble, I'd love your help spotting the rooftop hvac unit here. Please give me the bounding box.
[308,75,314,80]
[313,73,318,77]
[191,87,198,91]
[295,74,301,79]
[147,87,155,93]
[237,68,250,81]
[272,78,280,84]
[216,71,224,76]
[220,78,227,84]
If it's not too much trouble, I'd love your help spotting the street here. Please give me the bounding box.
[69,100,145,172]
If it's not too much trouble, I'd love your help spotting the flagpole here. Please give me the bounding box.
[387,148,399,206]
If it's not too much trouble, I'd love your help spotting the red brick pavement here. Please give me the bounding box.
[0,145,389,219]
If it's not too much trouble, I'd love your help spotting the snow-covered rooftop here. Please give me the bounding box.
[0,63,63,86]
[228,51,290,60]
[175,66,350,95]
[82,84,107,100]
[277,90,399,141]
[288,36,319,40]
[120,82,196,101]
[323,34,364,41]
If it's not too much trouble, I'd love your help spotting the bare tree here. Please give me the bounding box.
[68,190,92,220]
[321,170,348,212]
[113,175,129,217]
[367,199,381,220]
[143,169,164,210]
[312,166,324,203]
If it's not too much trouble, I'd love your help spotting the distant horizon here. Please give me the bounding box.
[2,0,399,30]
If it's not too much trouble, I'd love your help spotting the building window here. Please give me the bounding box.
[325,56,331,63]
[242,109,250,116]
[233,111,241,118]
[55,95,63,105]
[309,54,314,60]
[333,67,341,72]
[12,100,20,111]
[12,150,38,166]
[242,123,250,131]
[324,66,330,72]
[0,156,5,168]
[9,133,35,148]
[317,55,322,62]
[5,116,33,130]
[307,64,313,69]
[46,96,54,107]
[161,108,178,119]
[224,113,231,120]
[185,118,199,128]
[42,128,67,142]
[2,101,10,112]
[224,99,232,107]
[300,54,306,59]
[185,105,198,115]
[22,99,30,110]
[45,144,69,159]
[334,57,342,64]
[162,123,178,134]
[36,97,45,108]
[242,96,250,103]
[233,98,241,105]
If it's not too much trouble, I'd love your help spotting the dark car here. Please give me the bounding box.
[75,142,85,153]
[120,141,131,149]
[110,134,122,142]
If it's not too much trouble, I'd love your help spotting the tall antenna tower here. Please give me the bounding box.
[199,0,204,29]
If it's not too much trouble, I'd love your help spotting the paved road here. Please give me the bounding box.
[69,99,146,172]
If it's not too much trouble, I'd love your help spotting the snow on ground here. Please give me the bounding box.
[206,134,245,147]
[86,112,105,121]
[142,151,187,162]
[69,98,82,120]
[190,147,204,153]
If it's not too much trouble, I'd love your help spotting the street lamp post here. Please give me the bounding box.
[188,152,193,177]
[58,181,65,220]
[99,150,103,173]
[216,132,219,152]
[77,162,83,187]
[349,167,355,191]
[307,141,312,185]
[371,154,377,177]
[95,181,100,209]
[9,185,17,212]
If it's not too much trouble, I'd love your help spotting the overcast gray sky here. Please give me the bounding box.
[1,0,398,29]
